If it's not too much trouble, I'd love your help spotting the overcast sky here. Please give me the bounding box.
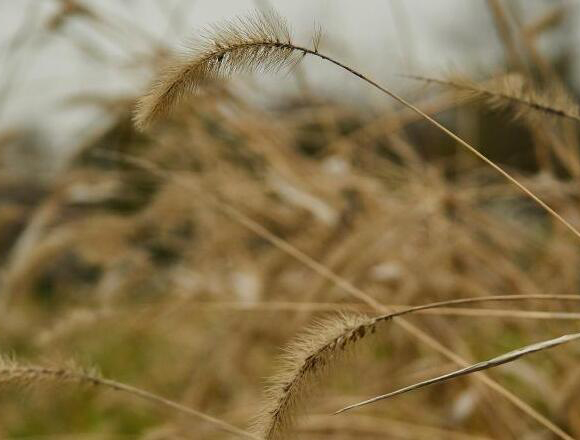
[0,0,577,158]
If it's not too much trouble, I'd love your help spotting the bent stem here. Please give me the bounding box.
[284,43,580,241]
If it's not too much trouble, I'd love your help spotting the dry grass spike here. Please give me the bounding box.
[406,73,580,123]
[253,313,371,439]
[134,9,301,130]
[0,356,259,439]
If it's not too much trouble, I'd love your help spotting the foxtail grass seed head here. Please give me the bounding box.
[135,10,302,130]
[253,313,375,439]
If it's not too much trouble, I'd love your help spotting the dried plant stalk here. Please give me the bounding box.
[407,74,580,123]
[0,357,259,440]
[337,331,580,414]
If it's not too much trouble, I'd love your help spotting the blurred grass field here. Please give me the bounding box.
[1,1,580,439]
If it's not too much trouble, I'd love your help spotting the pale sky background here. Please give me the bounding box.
[0,0,578,162]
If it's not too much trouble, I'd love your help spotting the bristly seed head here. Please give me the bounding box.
[408,73,580,124]
[251,313,375,440]
[134,9,303,131]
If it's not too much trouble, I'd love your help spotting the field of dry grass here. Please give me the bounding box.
[1,1,580,439]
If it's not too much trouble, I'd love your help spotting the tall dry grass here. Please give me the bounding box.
[1,2,580,440]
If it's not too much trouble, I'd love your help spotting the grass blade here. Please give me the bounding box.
[335,332,580,414]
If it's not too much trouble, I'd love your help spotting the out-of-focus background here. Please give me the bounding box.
[1,0,580,439]
[3,0,579,163]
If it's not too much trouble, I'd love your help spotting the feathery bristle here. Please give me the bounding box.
[134,10,300,130]
[312,22,323,54]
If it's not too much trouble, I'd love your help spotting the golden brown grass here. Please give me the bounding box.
[2,3,580,440]
[132,10,580,439]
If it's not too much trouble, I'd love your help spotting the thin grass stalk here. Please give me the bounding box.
[0,360,259,440]
[336,332,580,413]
